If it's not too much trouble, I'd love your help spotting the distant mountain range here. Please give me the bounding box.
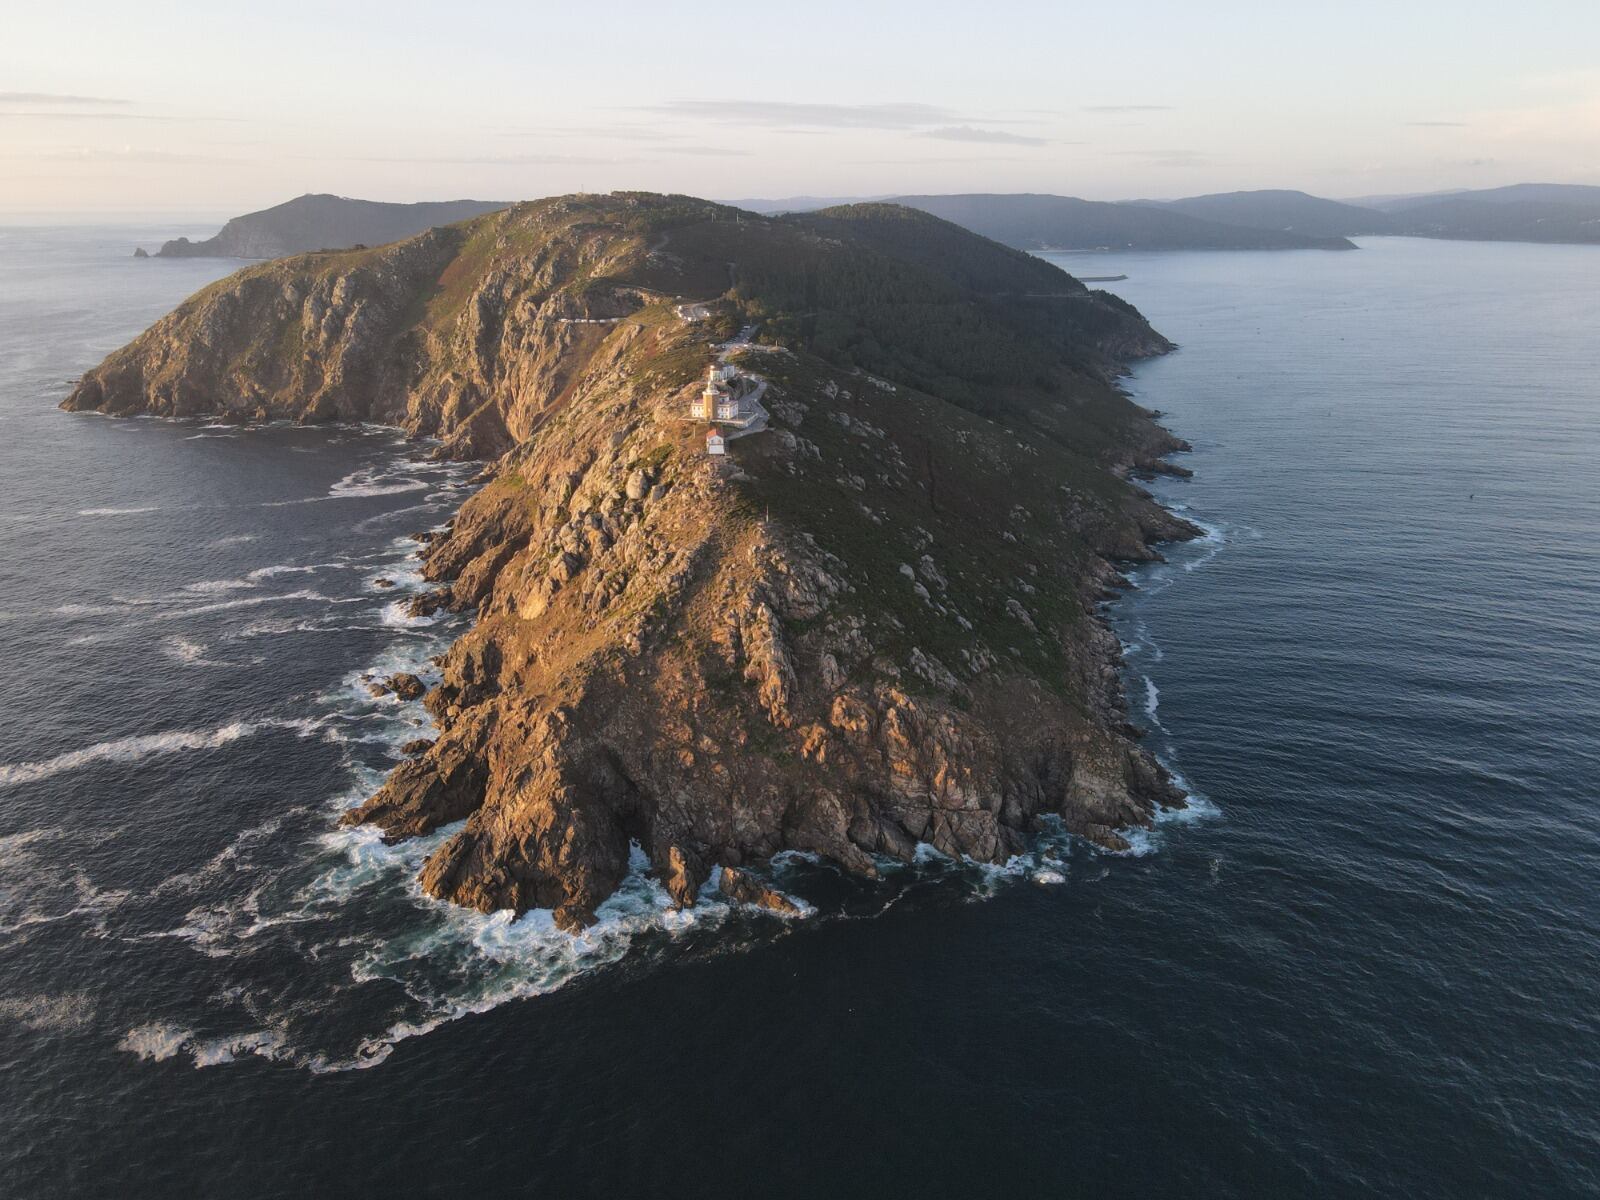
[892,193,1356,251]
[1130,190,1393,239]
[739,184,1600,250]
[148,194,508,259]
[139,184,1600,264]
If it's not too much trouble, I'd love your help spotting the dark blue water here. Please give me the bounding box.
[2,228,1597,1197]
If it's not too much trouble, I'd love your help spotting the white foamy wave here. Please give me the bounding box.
[380,598,442,627]
[119,1018,290,1069]
[1156,763,1222,824]
[78,505,159,516]
[0,991,96,1032]
[1182,518,1227,572]
[161,636,245,668]
[247,563,333,580]
[1144,677,1162,724]
[183,579,258,595]
[207,534,258,548]
[164,636,210,665]
[329,467,431,500]
[189,1029,291,1067]
[119,1023,194,1062]
[291,841,741,1070]
[0,718,325,789]
[158,590,340,620]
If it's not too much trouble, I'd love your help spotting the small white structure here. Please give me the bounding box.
[706,427,727,456]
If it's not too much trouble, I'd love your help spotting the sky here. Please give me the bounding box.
[3,0,1598,218]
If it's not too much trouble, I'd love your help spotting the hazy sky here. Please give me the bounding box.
[4,0,1598,217]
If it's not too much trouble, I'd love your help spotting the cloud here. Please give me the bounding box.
[1083,105,1173,114]
[1407,120,1467,127]
[650,145,752,157]
[1106,148,1209,167]
[646,100,957,129]
[492,123,680,143]
[846,155,1029,165]
[1,146,234,164]
[915,125,1049,147]
[0,91,129,106]
[339,152,631,166]
[0,112,243,123]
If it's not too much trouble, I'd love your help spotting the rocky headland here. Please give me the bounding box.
[68,193,1199,929]
[147,194,507,260]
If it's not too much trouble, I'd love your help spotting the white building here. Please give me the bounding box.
[690,362,744,422]
[706,428,726,456]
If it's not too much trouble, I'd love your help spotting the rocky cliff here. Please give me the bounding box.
[68,193,1198,928]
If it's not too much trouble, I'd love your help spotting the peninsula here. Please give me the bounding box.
[67,193,1198,929]
[147,194,508,259]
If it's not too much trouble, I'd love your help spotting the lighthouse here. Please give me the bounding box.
[692,363,743,422]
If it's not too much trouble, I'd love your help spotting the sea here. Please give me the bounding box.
[0,225,1596,1198]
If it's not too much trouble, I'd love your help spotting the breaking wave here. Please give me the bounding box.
[0,718,327,789]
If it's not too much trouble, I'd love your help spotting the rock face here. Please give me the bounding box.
[68,192,1199,929]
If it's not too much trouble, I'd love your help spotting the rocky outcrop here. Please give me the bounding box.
[720,867,803,915]
[71,192,1199,928]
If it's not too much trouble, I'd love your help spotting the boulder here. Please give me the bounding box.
[720,866,802,915]
[387,673,426,701]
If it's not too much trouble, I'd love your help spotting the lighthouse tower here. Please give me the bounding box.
[692,362,742,422]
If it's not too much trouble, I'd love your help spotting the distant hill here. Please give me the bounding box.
[151,194,509,259]
[891,193,1357,251]
[1134,189,1396,238]
[1131,184,1600,246]
[1389,192,1600,244]
[725,195,878,214]
[1371,183,1600,212]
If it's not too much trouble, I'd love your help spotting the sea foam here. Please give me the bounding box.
[0,718,325,788]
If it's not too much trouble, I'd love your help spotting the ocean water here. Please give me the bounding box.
[1,227,1597,1197]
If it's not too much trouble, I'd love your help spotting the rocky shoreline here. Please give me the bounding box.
[65,193,1202,929]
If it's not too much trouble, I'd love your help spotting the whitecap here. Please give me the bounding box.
[188,1029,290,1067]
[0,991,96,1032]
[380,598,443,628]
[118,1023,194,1062]
[328,466,431,500]
[0,717,325,789]
[182,579,259,595]
[77,505,159,516]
